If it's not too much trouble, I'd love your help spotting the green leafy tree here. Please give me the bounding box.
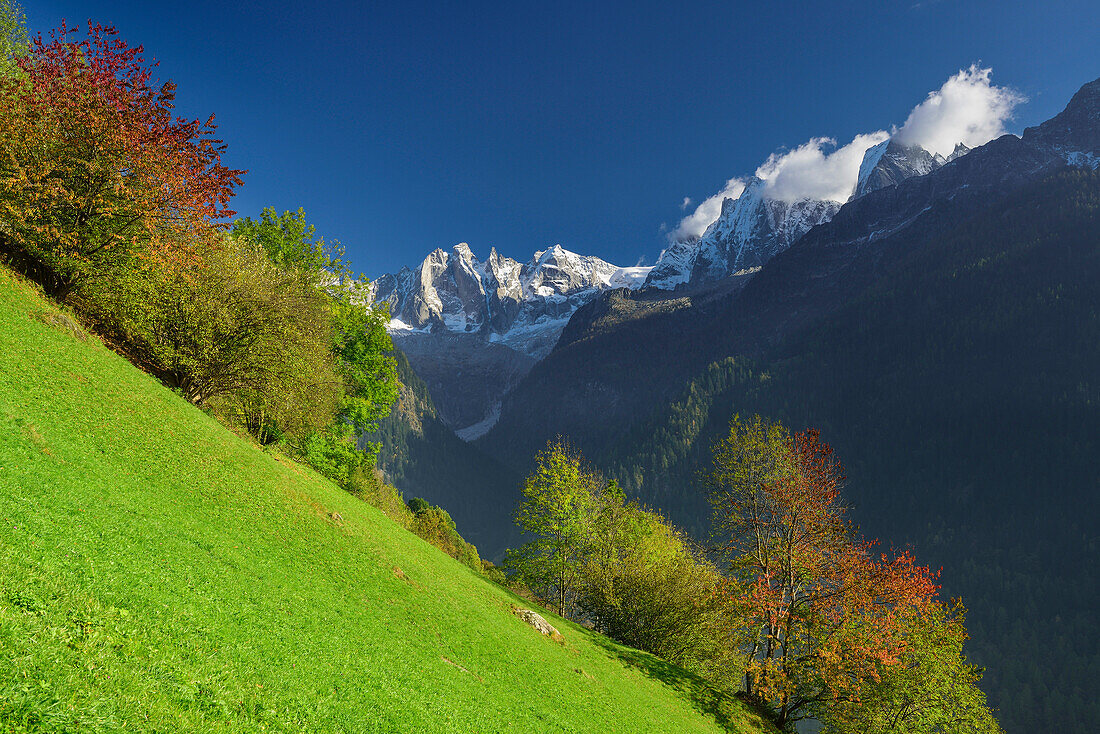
[506,440,602,617]
[232,207,347,281]
[85,232,341,440]
[706,413,794,546]
[232,208,398,461]
[508,445,735,674]
[406,497,431,515]
[821,600,1002,734]
[344,465,411,525]
[298,423,367,483]
[332,291,398,461]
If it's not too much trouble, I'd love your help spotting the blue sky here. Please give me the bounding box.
[18,0,1100,275]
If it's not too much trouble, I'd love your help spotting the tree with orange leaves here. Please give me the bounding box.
[709,416,998,732]
[0,20,243,299]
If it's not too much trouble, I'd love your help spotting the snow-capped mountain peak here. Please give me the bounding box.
[645,177,839,290]
[646,134,978,292]
[946,142,971,162]
[852,138,944,200]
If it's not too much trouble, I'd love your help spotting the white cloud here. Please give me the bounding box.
[669,65,1025,237]
[670,178,746,241]
[894,64,1025,157]
[754,132,890,203]
[680,197,692,210]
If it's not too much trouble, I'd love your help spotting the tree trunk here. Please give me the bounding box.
[0,237,76,302]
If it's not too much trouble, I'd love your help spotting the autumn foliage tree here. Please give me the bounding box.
[709,416,999,732]
[0,20,242,298]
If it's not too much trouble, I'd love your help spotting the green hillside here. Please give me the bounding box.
[0,267,774,733]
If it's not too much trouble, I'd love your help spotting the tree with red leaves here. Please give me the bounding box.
[0,20,243,298]
[709,416,997,732]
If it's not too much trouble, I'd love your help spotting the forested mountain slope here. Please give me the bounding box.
[479,96,1087,467]
[367,350,523,556]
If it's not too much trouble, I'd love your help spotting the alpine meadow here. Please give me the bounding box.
[1,1,1097,732]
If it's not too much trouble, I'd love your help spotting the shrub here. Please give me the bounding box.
[578,503,736,678]
[408,501,482,573]
[81,233,342,442]
[481,561,508,586]
[346,466,412,527]
[406,497,431,515]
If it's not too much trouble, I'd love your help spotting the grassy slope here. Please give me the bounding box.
[0,268,773,733]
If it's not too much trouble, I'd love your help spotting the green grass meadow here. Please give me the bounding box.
[0,267,773,733]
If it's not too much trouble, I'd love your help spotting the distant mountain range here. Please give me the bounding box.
[369,243,651,358]
[371,134,972,342]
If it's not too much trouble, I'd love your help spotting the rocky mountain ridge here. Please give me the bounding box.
[644,178,841,290]
[369,243,651,359]
[644,137,968,291]
[368,243,651,437]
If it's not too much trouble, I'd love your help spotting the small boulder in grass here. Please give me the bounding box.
[515,608,563,642]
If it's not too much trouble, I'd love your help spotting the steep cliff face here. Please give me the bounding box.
[1022,77,1100,168]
